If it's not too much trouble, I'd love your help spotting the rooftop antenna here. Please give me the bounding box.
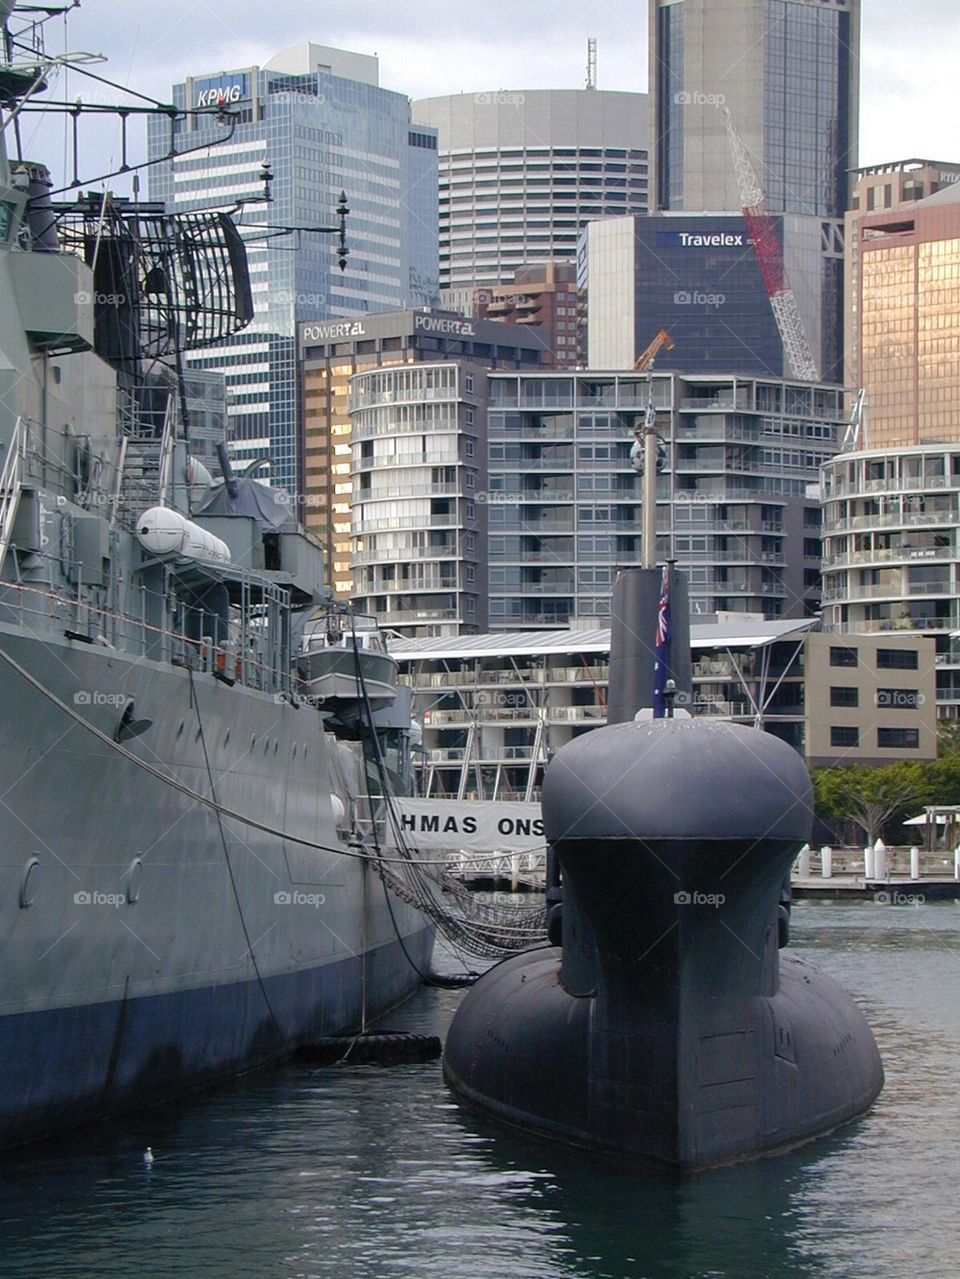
[586,37,597,90]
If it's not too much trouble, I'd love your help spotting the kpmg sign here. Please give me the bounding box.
[414,314,475,338]
[194,74,250,109]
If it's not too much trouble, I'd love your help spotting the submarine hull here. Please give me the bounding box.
[443,719,883,1170]
[443,946,882,1170]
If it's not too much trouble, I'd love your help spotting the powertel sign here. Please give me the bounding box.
[193,74,250,109]
[414,314,475,338]
[301,319,366,342]
[394,799,543,854]
[657,231,746,249]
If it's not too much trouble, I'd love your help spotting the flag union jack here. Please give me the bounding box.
[653,566,670,718]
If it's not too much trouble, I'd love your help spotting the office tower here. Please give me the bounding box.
[585,212,828,377]
[649,0,860,218]
[149,44,438,495]
[648,0,860,383]
[822,184,960,716]
[844,160,960,395]
[411,89,649,295]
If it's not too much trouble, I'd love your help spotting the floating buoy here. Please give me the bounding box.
[295,1032,441,1066]
[143,1147,154,1166]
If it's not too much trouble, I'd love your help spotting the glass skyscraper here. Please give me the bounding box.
[649,0,860,218]
[647,0,859,385]
[148,44,438,496]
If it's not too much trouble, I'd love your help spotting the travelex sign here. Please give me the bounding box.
[194,74,250,109]
[657,231,745,248]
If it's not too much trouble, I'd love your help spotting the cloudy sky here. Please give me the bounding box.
[13,0,960,181]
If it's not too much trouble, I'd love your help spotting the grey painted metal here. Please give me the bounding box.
[606,567,692,723]
[444,717,883,1169]
[0,7,434,1147]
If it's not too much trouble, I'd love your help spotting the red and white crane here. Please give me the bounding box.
[723,108,820,382]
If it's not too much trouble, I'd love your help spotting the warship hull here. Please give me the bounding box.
[0,624,434,1148]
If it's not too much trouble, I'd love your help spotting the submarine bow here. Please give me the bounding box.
[443,718,883,1170]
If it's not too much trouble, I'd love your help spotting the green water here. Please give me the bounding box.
[0,901,957,1278]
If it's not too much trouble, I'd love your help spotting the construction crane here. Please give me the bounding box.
[723,108,820,382]
[634,328,675,372]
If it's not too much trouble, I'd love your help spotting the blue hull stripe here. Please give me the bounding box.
[0,927,434,1148]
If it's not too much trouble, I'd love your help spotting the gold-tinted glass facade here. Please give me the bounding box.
[859,211,960,451]
[918,238,960,440]
[860,244,916,449]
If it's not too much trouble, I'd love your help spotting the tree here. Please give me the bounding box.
[811,762,927,846]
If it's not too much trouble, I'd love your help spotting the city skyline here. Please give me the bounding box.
[15,0,957,174]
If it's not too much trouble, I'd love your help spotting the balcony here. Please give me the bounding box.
[828,474,952,498]
[828,617,958,634]
[547,705,606,722]
[354,513,458,533]
[490,454,574,470]
[498,611,575,626]
[352,482,461,500]
[352,546,455,564]
[385,607,461,624]
[831,510,958,532]
[823,581,953,603]
[498,487,575,502]
[823,545,955,568]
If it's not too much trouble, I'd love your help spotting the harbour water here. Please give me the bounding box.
[1,900,958,1279]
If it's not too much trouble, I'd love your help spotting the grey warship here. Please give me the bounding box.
[0,1,434,1148]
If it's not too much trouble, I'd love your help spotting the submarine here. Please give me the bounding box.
[443,567,884,1170]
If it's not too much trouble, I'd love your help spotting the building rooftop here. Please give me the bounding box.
[389,618,819,663]
[917,182,960,208]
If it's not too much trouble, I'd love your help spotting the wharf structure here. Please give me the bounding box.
[392,622,936,800]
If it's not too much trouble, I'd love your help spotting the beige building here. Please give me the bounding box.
[299,312,544,597]
[803,633,937,763]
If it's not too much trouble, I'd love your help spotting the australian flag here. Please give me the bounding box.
[653,565,670,719]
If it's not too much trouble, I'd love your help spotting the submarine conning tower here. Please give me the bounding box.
[443,717,884,1170]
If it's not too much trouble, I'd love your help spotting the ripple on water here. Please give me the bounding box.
[0,908,958,1278]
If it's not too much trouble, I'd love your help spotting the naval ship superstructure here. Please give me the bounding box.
[0,2,434,1147]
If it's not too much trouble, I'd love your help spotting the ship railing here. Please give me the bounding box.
[0,574,297,698]
[0,417,25,572]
